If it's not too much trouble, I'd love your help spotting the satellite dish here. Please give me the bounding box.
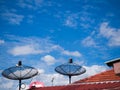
[2,61,38,90]
[55,59,86,84]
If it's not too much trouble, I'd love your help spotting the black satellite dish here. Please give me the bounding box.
[2,61,38,90]
[55,59,86,84]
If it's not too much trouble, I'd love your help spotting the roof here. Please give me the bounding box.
[74,69,120,83]
[29,81,120,90]
[105,58,120,67]
[29,69,120,90]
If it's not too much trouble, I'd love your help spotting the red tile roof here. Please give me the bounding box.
[29,69,120,90]
[74,69,120,83]
[29,81,120,90]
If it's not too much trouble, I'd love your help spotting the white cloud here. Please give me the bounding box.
[37,69,45,74]
[100,22,120,46]
[62,50,82,57]
[50,45,62,51]
[64,14,78,28]
[7,36,82,57]
[83,65,107,77]
[2,12,24,25]
[0,40,5,44]
[41,55,56,65]
[50,45,82,57]
[9,45,43,56]
[50,44,82,57]
[0,77,15,90]
[82,36,97,47]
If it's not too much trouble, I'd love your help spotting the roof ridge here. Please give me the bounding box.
[72,80,120,85]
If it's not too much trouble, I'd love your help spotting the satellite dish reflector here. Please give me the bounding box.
[55,59,86,84]
[29,81,44,89]
[2,61,38,90]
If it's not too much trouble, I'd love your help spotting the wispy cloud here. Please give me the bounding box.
[61,1,98,29]
[82,22,120,47]
[64,14,78,28]
[1,12,24,25]
[82,36,97,47]
[63,11,94,29]
[50,44,82,57]
[18,0,43,10]
[0,40,5,45]
[99,22,120,46]
[7,36,82,57]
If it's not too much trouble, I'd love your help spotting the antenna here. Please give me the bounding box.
[55,58,86,84]
[2,61,38,90]
[51,77,55,86]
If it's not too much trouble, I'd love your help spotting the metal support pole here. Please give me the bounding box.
[19,79,21,90]
[69,76,71,84]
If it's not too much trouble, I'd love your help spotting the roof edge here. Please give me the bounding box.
[72,80,120,85]
[105,58,120,67]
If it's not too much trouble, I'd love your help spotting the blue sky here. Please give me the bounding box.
[0,0,120,89]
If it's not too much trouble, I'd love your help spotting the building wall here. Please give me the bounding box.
[114,62,120,75]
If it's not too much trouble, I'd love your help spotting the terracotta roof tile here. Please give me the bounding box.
[29,81,120,90]
[74,69,120,83]
[29,69,120,90]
